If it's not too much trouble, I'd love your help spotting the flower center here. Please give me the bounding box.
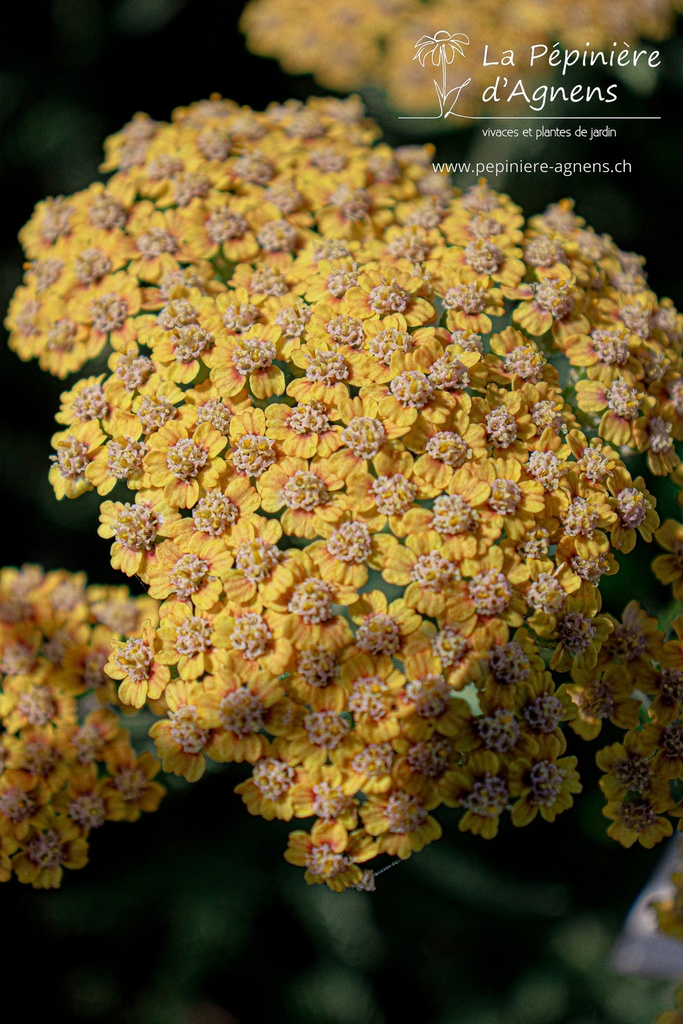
[406,736,452,778]
[621,800,658,832]
[51,435,89,480]
[222,300,260,332]
[219,689,264,735]
[371,474,416,516]
[17,685,57,726]
[432,494,478,534]
[111,636,153,682]
[311,782,354,820]
[305,351,348,384]
[46,318,78,352]
[69,794,107,829]
[207,209,248,245]
[423,430,473,466]
[326,521,372,563]
[288,401,330,435]
[233,337,277,375]
[91,293,128,333]
[113,502,160,550]
[464,773,509,817]
[369,279,410,315]
[534,277,574,318]
[256,219,298,253]
[592,328,630,365]
[468,570,512,616]
[444,281,486,314]
[405,674,450,718]
[385,791,428,833]
[528,450,565,491]
[390,370,434,409]
[288,578,334,623]
[522,694,564,733]
[526,573,566,615]
[528,760,565,805]
[412,551,459,590]
[235,540,282,583]
[27,829,64,869]
[190,491,238,535]
[252,757,296,801]
[607,379,642,419]
[305,844,349,878]
[282,470,329,511]
[196,400,232,433]
[136,395,176,434]
[348,675,391,721]
[367,327,412,364]
[351,742,395,776]
[557,612,595,654]
[341,416,386,459]
[303,711,351,750]
[172,324,212,363]
[71,384,108,421]
[297,646,337,687]
[231,434,276,477]
[250,266,287,296]
[476,710,520,753]
[107,439,146,480]
[326,314,364,348]
[429,353,470,390]
[485,406,518,448]
[504,345,546,383]
[355,614,401,656]
[614,755,651,792]
[168,554,209,600]
[616,487,649,529]
[230,613,272,659]
[136,227,178,259]
[169,705,208,753]
[167,437,208,481]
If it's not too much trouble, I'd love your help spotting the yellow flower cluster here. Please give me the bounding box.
[6,93,683,890]
[593,602,683,851]
[239,0,682,115]
[653,856,683,943]
[0,565,164,888]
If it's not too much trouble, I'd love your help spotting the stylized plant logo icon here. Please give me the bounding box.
[413,30,471,117]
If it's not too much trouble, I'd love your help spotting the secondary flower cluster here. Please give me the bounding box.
[0,565,164,888]
[593,603,683,851]
[653,844,683,944]
[6,93,683,890]
[239,0,682,115]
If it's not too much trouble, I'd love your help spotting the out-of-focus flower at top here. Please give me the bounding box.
[238,0,682,116]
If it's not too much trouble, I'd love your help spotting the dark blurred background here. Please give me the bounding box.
[0,3,682,1022]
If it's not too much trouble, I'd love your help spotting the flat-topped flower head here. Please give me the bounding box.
[10,92,683,891]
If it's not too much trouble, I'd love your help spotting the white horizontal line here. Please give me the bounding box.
[399,115,661,120]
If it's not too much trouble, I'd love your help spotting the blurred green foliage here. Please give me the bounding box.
[0,3,682,1022]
